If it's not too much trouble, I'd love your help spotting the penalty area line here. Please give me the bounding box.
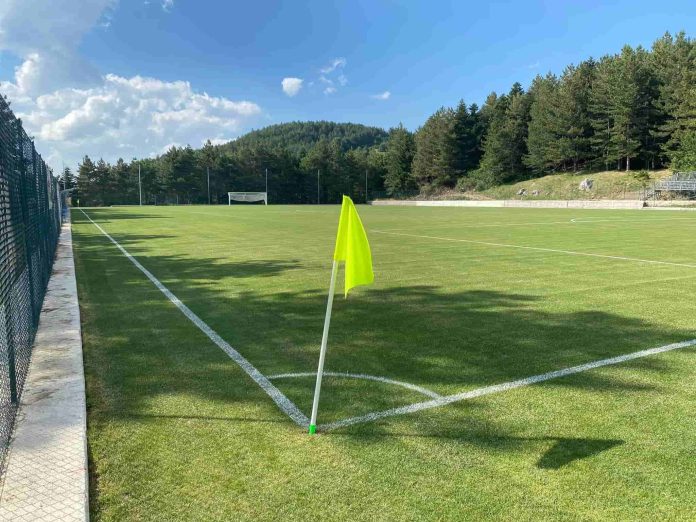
[78,209,310,427]
[320,339,696,431]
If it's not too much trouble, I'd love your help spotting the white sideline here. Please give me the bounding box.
[372,230,696,269]
[380,216,696,232]
[78,209,310,427]
[268,371,442,399]
[321,339,696,431]
[570,217,696,224]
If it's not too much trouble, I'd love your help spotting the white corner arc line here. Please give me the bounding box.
[372,230,696,269]
[78,209,310,427]
[268,372,442,399]
[320,339,696,431]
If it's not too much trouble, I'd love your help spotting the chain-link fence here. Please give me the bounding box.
[0,95,62,470]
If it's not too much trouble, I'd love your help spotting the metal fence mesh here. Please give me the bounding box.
[0,95,61,470]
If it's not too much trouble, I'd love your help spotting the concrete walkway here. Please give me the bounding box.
[0,224,88,521]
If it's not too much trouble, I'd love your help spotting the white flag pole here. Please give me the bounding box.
[309,260,339,434]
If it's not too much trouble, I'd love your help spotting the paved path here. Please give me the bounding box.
[0,224,88,521]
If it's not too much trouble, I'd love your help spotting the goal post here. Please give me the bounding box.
[228,192,268,205]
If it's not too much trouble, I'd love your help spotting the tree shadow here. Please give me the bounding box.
[73,208,172,221]
[71,213,695,431]
[117,413,287,424]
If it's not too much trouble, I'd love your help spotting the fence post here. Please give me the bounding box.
[17,120,38,327]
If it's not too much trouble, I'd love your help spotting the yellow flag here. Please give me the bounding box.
[333,195,374,297]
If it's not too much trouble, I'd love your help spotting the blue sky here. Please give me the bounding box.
[0,0,694,168]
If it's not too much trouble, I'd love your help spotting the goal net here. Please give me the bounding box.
[228,192,268,205]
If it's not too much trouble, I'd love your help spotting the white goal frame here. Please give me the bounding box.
[228,192,268,205]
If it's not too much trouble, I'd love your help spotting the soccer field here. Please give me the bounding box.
[72,205,696,521]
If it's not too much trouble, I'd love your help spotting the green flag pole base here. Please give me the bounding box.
[308,424,317,435]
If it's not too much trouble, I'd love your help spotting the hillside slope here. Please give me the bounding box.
[482,170,672,200]
[219,121,388,156]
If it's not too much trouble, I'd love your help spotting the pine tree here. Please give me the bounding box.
[477,83,531,186]
[384,124,416,195]
[112,158,133,205]
[524,74,561,173]
[60,166,75,190]
[591,47,654,171]
[557,61,595,171]
[411,107,457,188]
[76,156,97,206]
[651,32,696,167]
[451,100,484,176]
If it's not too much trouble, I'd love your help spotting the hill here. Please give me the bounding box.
[219,121,389,156]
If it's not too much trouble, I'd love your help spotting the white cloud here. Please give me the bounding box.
[281,77,303,97]
[0,0,263,169]
[0,0,114,95]
[315,58,347,95]
[371,91,391,100]
[162,0,174,12]
[10,74,261,167]
[320,57,346,74]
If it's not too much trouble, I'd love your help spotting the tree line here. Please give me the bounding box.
[65,32,695,205]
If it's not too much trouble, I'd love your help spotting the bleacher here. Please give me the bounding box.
[651,171,696,197]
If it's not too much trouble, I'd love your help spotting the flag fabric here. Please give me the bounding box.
[333,195,374,297]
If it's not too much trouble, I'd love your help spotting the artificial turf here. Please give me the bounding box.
[71,205,696,521]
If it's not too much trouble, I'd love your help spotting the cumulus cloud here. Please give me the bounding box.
[371,91,391,100]
[281,77,303,97]
[0,0,113,95]
[323,86,336,95]
[12,74,261,167]
[162,0,174,12]
[0,0,262,168]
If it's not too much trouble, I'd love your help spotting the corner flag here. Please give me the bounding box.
[309,196,374,434]
[333,195,374,296]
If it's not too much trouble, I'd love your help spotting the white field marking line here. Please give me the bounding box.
[377,216,696,233]
[569,217,696,224]
[78,209,310,427]
[320,339,696,431]
[268,372,442,399]
[377,221,582,233]
[372,230,696,270]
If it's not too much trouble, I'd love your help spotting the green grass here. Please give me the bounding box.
[72,205,696,521]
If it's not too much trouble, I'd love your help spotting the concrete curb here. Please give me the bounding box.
[0,224,88,521]
[371,199,646,209]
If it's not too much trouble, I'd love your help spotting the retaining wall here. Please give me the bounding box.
[371,199,646,209]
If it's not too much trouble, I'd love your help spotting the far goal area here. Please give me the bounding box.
[228,191,268,205]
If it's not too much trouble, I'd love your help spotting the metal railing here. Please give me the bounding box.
[0,94,61,470]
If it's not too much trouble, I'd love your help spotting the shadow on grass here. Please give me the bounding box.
[118,413,287,424]
[72,210,693,437]
[536,437,624,469]
[329,426,624,469]
[73,208,172,222]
